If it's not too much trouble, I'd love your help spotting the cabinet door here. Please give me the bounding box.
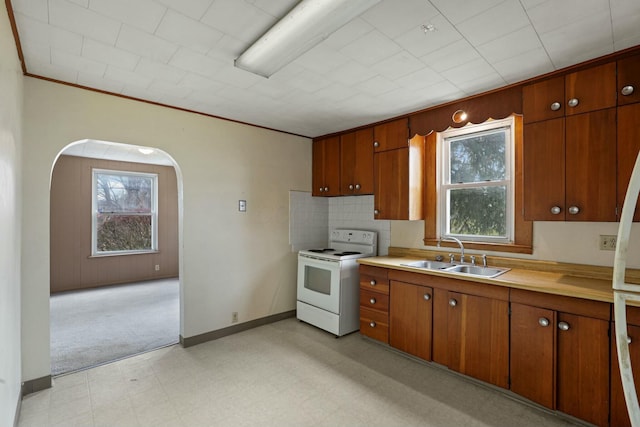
[389,281,432,361]
[522,76,565,124]
[342,128,374,195]
[313,136,341,197]
[556,313,609,427]
[565,62,616,115]
[611,324,640,427]
[447,292,509,388]
[618,103,640,222]
[565,108,617,221]
[618,54,640,106]
[373,118,408,152]
[374,148,409,220]
[523,118,565,220]
[510,303,556,409]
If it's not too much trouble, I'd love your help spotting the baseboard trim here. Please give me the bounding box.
[13,392,21,427]
[180,310,296,348]
[21,375,52,396]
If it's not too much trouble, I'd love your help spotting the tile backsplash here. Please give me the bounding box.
[329,195,390,256]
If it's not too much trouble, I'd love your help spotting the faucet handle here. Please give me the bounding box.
[448,253,455,263]
[482,254,487,267]
[470,255,476,266]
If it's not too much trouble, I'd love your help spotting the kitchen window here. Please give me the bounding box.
[437,117,515,244]
[92,169,158,256]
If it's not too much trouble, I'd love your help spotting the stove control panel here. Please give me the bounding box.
[331,229,376,245]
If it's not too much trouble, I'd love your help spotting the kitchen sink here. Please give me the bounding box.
[401,260,455,270]
[400,260,510,278]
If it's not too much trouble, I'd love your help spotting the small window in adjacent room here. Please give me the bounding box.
[437,117,515,244]
[92,169,158,255]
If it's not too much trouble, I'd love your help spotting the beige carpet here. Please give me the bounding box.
[50,278,179,375]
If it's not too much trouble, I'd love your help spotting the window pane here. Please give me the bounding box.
[449,130,506,183]
[96,173,152,213]
[448,186,506,237]
[97,214,152,251]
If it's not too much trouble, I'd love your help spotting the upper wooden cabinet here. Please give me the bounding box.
[389,280,432,361]
[510,290,610,427]
[340,128,374,195]
[523,62,616,124]
[373,118,409,152]
[312,136,340,197]
[618,54,640,106]
[373,134,424,220]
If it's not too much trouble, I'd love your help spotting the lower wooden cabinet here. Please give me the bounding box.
[359,265,389,343]
[510,290,610,427]
[389,280,432,360]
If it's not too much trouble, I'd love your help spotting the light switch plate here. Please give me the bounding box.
[599,235,617,251]
[239,200,246,212]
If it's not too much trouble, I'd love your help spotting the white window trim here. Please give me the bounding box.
[91,169,159,256]
[436,116,515,244]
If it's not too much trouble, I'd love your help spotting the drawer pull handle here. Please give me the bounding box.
[369,321,376,328]
[370,280,376,286]
[538,317,550,327]
[370,298,376,304]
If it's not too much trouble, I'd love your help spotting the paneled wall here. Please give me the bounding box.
[50,155,178,292]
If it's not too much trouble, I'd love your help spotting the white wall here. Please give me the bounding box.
[0,3,23,426]
[391,220,640,268]
[21,78,310,382]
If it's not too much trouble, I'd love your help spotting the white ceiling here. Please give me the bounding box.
[10,0,640,138]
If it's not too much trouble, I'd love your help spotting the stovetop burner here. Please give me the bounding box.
[333,251,361,256]
[308,248,335,253]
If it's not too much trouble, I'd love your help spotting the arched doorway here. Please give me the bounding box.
[49,139,184,375]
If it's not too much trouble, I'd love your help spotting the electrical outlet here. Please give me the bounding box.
[599,235,617,251]
[232,312,238,323]
[155,264,160,271]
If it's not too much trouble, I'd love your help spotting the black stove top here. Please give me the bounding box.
[308,248,335,253]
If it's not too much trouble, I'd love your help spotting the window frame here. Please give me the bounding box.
[436,117,515,244]
[91,168,159,257]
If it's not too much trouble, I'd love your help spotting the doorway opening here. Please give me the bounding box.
[49,139,183,375]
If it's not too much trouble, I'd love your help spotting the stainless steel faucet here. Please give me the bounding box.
[440,236,465,263]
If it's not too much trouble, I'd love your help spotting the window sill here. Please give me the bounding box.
[423,238,532,255]
[89,250,159,258]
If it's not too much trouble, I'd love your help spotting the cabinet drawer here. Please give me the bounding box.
[360,274,389,294]
[360,307,389,342]
[360,289,389,312]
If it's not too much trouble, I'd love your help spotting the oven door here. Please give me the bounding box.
[297,254,341,314]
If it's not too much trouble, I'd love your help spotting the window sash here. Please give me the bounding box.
[437,118,515,244]
[92,169,158,256]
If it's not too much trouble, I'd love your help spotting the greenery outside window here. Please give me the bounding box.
[437,117,515,244]
[92,169,158,256]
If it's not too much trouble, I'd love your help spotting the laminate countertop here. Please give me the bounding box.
[358,255,620,304]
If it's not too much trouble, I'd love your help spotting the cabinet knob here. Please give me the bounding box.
[374,209,379,215]
[550,102,561,111]
[370,298,376,304]
[324,187,329,192]
[538,317,550,327]
[449,299,457,307]
[355,184,361,190]
[622,85,635,96]
[628,336,633,344]
[550,206,561,215]
[319,187,324,192]
[370,280,376,286]
[423,293,431,301]
[568,206,580,215]
[567,98,579,107]
[374,141,379,148]
[369,321,376,328]
[558,321,570,331]
[349,184,354,190]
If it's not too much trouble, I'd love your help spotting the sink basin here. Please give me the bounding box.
[401,260,455,270]
[444,264,509,278]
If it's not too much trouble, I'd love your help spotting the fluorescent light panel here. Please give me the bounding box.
[234,0,381,78]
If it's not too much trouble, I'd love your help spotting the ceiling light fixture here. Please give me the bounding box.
[234,0,381,78]
[421,24,437,34]
[138,148,154,155]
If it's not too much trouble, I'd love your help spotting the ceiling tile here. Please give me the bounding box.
[135,59,186,84]
[492,46,554,83]
[324,60,377,86]
[49,0,121,45]
[525,0,610,35]
[355,75,399,96]
[361,0,439,39]
[206,34,245,61]
[77,72,125,94]
[82,38,139,71]
[440,57,496,86]
[89,0,166,34]
[148,79,193,99]
[454,71,506,95]
[429,0,504,25]
[313,82,361,102]
[200,0,277,43]
[210,65,263,89]
[293,45,350,75]
[154,0,214,21]
[155,10,223,55]
[340,30,402,66]
[121,85,162,102]
[20,40,50,62]
[248,0,298,17]
[476,25,544,64]
[116,25,179,63]
[11,0,48,22]
[417,80,466,105]
[395,66,445,90]
[285,70,333,93]
[67,0,88,6]
[420,39,481,73]
[26,58,79,83]
[169,48,227,77]
[322,18,374,50]
[51,49,107,76]
[178,72,224,92]
[370,51,426,81]
[393,13,463,58]
[456,0,530,46]
[15,12,83,55]
[104,65,153,88]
